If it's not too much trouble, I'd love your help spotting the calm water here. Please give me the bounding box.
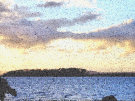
[4,77,135,101]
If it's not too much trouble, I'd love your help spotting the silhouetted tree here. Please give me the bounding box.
[0,77,17,101]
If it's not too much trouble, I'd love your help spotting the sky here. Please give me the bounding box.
[0,0,135,74]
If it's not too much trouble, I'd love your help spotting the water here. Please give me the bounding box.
[4,77,135,101]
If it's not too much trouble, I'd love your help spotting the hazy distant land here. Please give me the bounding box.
[1,68,135,77]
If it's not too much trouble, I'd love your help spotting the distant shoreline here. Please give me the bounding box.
[1,68,135,77]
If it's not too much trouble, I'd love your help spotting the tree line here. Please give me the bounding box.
[2,68,135,77]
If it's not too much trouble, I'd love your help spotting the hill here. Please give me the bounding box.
[2,68,135,77]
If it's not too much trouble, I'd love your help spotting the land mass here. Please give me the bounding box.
[2,68,135,77]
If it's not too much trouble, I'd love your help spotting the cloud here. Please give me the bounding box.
[0,0,15,8]
[1,6,135,56]
[0,1,19,23]
[0,11,99,48]
[37,2,63,8]
[0,2,9,12]
[0,2,42,23]
[1,0,134,55]
[72,12,99,24]
[43,12,99,27]
[37,0,97,8]
[14,5,42,18]
[75,20,135,55]
[1,19,135,57]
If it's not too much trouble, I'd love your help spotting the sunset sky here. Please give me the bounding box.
[0,0,135,74]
